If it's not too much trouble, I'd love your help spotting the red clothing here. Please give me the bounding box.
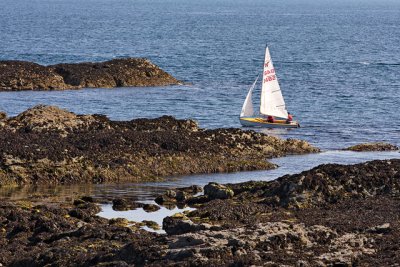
[287,114,293,121]
[267,116,275,123]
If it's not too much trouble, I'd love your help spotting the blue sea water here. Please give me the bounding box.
[0,0,399,150]
[1,0,400,224]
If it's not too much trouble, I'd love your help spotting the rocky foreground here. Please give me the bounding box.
[0,58,180,91]
[0,105,318,186]
[0,159,399,266]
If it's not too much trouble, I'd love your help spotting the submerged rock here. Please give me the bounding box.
[0,58,180,91]
[344,142,398,152]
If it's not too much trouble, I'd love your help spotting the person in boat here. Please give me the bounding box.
[286,112,293,124]
[266,115,275,123]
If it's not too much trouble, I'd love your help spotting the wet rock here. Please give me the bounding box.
[204,182,234,200]
[0,58,180,91]
[142,220,161,230]
[68,202,100,222]
[344,142,398,152]
[155,186,202,205]
[163,213,211,235]
[112,198,143,211]
[180,185,203,194]
[109,218,130,227]
[142,204,160,212]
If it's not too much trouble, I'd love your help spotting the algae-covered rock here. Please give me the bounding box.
[142,220,160,230]
[344,142,398,152]
[109,218,130,227]
[142,204,160,212]
[0,105,319,186]
[112,199,143,211]
[0,58,181,91]
[204,182,234,200]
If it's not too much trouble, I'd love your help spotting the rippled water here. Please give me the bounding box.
[0,0,399,150]
[0,0,399,223]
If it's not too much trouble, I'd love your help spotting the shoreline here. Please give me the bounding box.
[1,159,399,266]
[0,105,319,187]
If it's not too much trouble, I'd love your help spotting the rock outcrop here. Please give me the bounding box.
[0,105,319,186]
[1,159,399,266]
[0,58,180,91]
[159,159,400,266]
[344,142,398,152]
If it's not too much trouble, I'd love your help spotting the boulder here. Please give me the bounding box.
[204,182,234,200]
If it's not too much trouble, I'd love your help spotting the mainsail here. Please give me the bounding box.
[240,75,259,117]
[259,46,288,119]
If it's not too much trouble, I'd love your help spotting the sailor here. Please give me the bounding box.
[286,112,293,124]
[266,115,275,123]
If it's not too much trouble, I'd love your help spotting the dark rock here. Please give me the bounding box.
[163,215,210,235]
[367,223,391,234]
[0,105,319,186]
[112,198,143,211]
[0,111,7,121]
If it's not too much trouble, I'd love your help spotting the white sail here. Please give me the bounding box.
[260,46,288,119]
[240,75,259,118]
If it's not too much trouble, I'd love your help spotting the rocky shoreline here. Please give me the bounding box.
[0,159,399,266]
[0,105,319,186]
[0,58,180,91]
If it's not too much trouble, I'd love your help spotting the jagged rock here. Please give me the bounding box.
[344,142,398,152]
[204,182,234,200]
[0,58,180,91]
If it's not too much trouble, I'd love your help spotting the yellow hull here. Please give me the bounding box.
[240,117,300,128]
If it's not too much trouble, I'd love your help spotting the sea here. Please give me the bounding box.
[0,0,399,221]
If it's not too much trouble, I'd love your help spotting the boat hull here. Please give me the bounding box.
[239,117,300,128]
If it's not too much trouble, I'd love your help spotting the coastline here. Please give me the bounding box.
[0,105,319,186]
[1,159,399,266]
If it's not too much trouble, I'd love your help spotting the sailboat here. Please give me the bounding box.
[239,45,300,128]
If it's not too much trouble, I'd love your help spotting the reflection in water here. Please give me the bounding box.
[98,203,195,234]
[1,150,399,232]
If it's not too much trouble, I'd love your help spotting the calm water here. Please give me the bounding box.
[0,0,399,223]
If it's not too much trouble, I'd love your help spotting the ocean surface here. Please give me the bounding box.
[0,0,399,219]
[0,0,399,150]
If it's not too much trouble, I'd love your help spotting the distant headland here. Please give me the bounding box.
[0,58,181,91]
